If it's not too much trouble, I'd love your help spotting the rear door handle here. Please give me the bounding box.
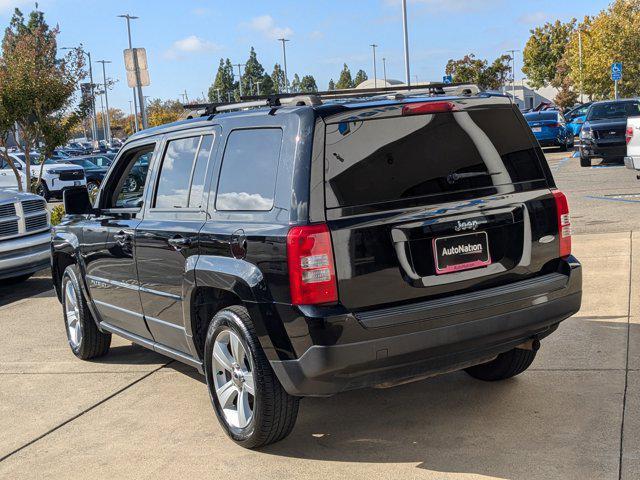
[168,236,192,250]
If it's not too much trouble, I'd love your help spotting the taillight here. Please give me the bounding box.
[402,101,456,116]
[552,190,571,258]
[287,224,338,305]
[626,126,634,144]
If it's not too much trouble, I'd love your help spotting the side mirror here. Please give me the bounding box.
[575,117,585,124]
[63,186,94,215]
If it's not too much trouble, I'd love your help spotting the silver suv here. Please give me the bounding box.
[0,190,50,282]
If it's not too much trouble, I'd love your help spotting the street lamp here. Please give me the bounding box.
[401,0,411,86]
[96,60,112,143]
[233,64,246,97]
[506,49,521,106]
[370,44,378,89]
[383,57,388,86]
[118,14,147,129]
[578,30,584,104]
[278,38,290,93]
[62,46,98,143]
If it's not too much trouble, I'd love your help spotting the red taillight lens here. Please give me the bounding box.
[402,101,456,116]
[552,190,571,258]
[287,224,338,305]
[626,126,634,144]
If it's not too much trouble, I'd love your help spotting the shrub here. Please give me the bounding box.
[50,204,65,226]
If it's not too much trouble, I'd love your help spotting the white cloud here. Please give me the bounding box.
[216,192,273,211]
[164,35,221,60]
[245,15,293,40]
[518,11,550,24]
[309,30,324,41]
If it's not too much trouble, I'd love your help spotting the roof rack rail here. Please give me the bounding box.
[181,82,483,118]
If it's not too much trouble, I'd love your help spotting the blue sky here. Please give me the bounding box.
[0,0,612,112]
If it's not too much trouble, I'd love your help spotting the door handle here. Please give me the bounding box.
[168,236,192,250]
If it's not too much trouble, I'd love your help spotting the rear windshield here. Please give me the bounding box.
[325,107,546,209]
[524,112,558,121]
[587,101,640,121]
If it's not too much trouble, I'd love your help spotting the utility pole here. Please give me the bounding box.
[578,30,584,104]
[183,89,189,104]
[98,91,106,141]
[215,88,221,103]
[401,0,411,86]
[96,60,112,143]
[62,47,98,143]
[278,38,290,93]
[370,44,378,89]
[118,14,147,129]
[234,64,246,97]
[227,91,233,103]
[506,49,521,107]
[383,57,388,86]
[256,80,262,95]
[129,100,134,134]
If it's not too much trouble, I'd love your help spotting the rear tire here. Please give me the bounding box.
[204,305,299,449]
[61,265,111,360]
[464,347,537,381]
[580,156,591,167]
[35,182,51,201]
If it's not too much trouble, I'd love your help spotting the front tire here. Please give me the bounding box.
[204,305,299,449]
[61,265,111,360]
[35,181,51,201]
[580,156,591,167]
[464,347,537,381]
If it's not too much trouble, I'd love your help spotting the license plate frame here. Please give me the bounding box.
[432,231,492,275]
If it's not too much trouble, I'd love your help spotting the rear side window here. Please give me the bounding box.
[154,135,214,209]
[215,129,282,211]
[524,112,558,122]
[325,107,546,209]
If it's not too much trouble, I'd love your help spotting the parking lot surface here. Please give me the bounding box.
[0,151,639,479]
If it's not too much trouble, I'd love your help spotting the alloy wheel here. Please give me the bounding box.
[211,329,255,429]
[64,280,82,348]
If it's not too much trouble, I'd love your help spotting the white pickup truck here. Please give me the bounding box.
[625,116,640,172]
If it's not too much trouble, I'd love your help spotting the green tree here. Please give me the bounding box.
[566,1,640,100]
[291,73,301,93]
[445,54,511,90]
[271,63,286,93]
[300,75,318,92]
[1,8,87,191]
[241,47,266,96]
[553,57,579,108]
[328,79,336,90]
[336,64,354,89]
[522,20,577,89]
[208,58,234,102]
[258,73,274,95]
[354,69,368,86]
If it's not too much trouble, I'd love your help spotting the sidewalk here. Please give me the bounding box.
[0,232,637,479]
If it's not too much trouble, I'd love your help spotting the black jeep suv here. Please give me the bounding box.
[52,87,582,448]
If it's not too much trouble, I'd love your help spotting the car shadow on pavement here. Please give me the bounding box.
[0,271,55,308]
[89,343,169,366]
[256,332,630,480]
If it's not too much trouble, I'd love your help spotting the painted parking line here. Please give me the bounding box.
[591,165,625,169]
[572,151,580,158]
[585,195,640,204]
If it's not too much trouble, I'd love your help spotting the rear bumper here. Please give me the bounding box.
[271,259,582,396]
[625,156,640,171]
[0,230,51,280]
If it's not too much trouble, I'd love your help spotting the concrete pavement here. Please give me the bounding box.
[0,231,638,479]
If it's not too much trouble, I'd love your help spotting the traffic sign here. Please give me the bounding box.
[443,75,453,85]
[612,62,623,81]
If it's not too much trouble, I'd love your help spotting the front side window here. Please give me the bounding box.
[111,146,155,209]
[154,134,214,209]
[215,129,282,211]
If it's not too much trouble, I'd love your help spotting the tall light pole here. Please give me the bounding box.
[98,89,106,141]
[256,80,262,95]
[62,47,98,143]
[118,14,147,129]
[234,63,246,97]
[96,60,112,143]
[215,88,221,103]
[401,0,411,86]
[506,49,521,107]
[383,57,388,86]
[578,30,584,104]
[129,100,134,134]
[370,44,378,89]
[278,38,290,93]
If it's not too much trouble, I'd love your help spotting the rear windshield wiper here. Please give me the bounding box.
[446,171,500,184]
